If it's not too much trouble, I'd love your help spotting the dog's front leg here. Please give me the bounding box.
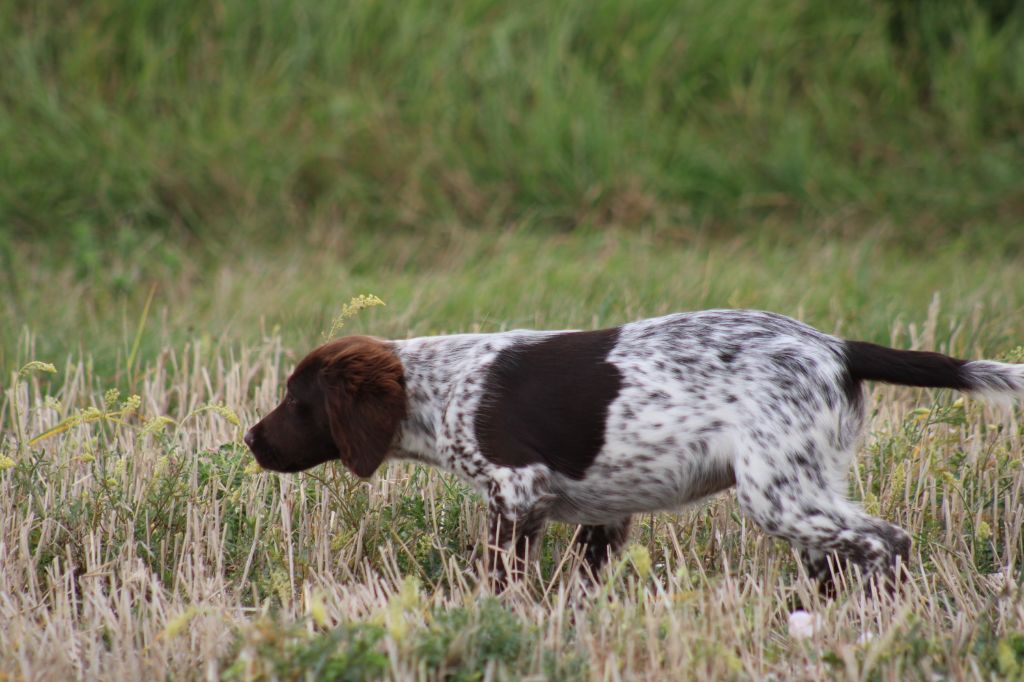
[486,505,547,591]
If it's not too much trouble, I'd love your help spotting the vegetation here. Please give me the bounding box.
[2,1,1024,679]
[3,234,1024,679]
[2,0,1023,246]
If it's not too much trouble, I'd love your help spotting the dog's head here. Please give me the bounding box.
[244,336,406,477]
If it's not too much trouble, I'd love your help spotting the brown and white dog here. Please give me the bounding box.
[244,310,1024,589]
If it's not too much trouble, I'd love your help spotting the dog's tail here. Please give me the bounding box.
[844,340,1024,406]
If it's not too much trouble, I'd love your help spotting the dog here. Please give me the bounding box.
[244,309,1023,590]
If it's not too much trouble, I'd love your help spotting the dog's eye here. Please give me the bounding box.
[285,393,311,415]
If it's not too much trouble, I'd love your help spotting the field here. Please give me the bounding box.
[3,1,1024,680]
[3,232,1024,680]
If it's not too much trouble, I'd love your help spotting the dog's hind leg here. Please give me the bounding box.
[574,516,632,580]
[733,439,911,592]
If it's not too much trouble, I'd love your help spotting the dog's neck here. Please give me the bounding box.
[387,334,487,467]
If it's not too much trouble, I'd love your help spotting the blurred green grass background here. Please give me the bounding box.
[2,0,1023,373]
[3,0,1022,242]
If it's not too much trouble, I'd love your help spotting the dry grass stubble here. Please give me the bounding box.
[1,312,1023,680]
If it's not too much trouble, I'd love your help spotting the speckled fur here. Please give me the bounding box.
[384,309,1024,588]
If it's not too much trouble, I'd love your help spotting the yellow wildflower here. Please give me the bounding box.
[80,406,102,421]
[891,461,906,497]
[1002,346,1024,363]
[0,455,15,471]
[723,650,744,673]
[385,602,409,642]
[191,402,241,427]
[141,416,175,437]
[308,590,329,628]
[121,394,141,414]
[162,607,198,639]
[209,402,241,426]
[269,570,292,604]
[626,545,652,580]
[398,576,421,610]
[104,388,121,409]
[18,361,57,377]
[942,471,958,490]
[997,638,1020,677]
[323,294,386,340]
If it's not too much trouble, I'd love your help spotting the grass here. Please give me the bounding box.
[3,225,1024,378]
[2,231,1024,680]
[2,1,1023,244]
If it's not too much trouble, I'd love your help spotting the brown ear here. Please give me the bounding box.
[319,337,406,478]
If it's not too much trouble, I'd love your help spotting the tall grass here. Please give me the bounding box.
[2,0,1022,243]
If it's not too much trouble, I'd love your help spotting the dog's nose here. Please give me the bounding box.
[243,429,256,449]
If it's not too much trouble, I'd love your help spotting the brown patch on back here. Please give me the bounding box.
[474,329,623,480]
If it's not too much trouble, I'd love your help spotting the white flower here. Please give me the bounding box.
[787,610,821,640]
